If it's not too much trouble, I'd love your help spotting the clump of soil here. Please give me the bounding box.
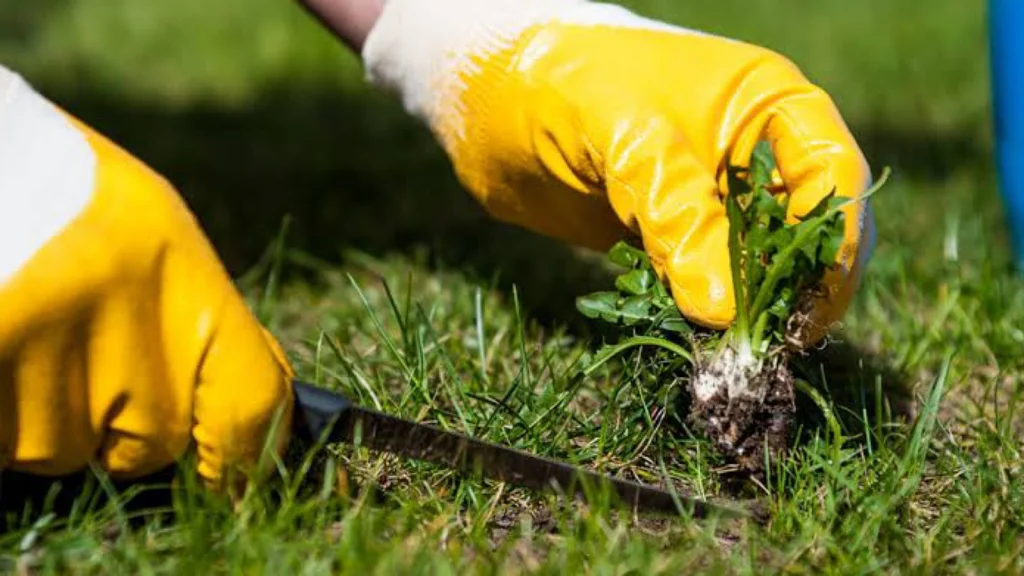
[687,348,796,473]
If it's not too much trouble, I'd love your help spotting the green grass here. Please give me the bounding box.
[3,0,1023,573]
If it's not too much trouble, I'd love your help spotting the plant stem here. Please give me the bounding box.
[725,187,751,353]
[750,311,770,355]
[794,378,843,462]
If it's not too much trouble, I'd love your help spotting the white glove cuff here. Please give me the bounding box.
[362,1,713,146]
[0,65,95,285]
[361,0,586,139]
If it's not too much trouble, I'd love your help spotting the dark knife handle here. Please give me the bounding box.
[291,380,352,445]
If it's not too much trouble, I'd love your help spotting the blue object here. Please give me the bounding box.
[991,0,1024,270]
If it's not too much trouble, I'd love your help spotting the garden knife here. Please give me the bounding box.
[291,380,760,520]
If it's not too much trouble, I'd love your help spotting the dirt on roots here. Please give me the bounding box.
[687,353,796,473]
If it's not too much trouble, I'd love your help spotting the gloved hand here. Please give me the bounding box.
[0,66,293,493]
[361,0,875,342]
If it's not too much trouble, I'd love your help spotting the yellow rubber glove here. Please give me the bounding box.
[0,66,294,492]
[362,0,875,342]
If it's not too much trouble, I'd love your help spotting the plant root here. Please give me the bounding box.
[687,349,796,473]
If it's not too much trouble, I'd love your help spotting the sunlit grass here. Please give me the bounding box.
[2,0,1020,573]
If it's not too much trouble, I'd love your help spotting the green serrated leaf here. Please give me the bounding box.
[825,194,850,213]
[819,224,845,267]
[651,277,670,300]
[745,226,771,292]
[767,286,794,319]
[647,304,693,335]
[615,268,657,296]
[797,229,822,262]
[575,291,620,321]
[620,295,654,326]
[801,190,852,222]
[653,293,675,311]
[767,253,796,288]
[606,241,647,269]
[657,316,692,334]
[766,227,794,253]
[750,141,777,190]
[754,188,787,224]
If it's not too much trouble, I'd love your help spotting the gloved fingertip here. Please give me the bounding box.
[192,300,296,495]
[658,215,737,331]
[667,271,736,331]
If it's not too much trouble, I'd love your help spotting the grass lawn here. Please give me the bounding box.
[4,0,1023,573]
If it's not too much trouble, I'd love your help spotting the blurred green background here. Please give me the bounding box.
[0,0,997,320]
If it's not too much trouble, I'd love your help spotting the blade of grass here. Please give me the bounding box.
[474,286,489,383]
[257,215,292,329]
[580,336,693,378]
[346,273,413,379]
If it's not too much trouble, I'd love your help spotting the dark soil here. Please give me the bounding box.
[687,354,796,473]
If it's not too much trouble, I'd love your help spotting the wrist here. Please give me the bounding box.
[298,0,384,53]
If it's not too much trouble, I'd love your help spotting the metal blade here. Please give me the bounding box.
[291,381,757,520]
